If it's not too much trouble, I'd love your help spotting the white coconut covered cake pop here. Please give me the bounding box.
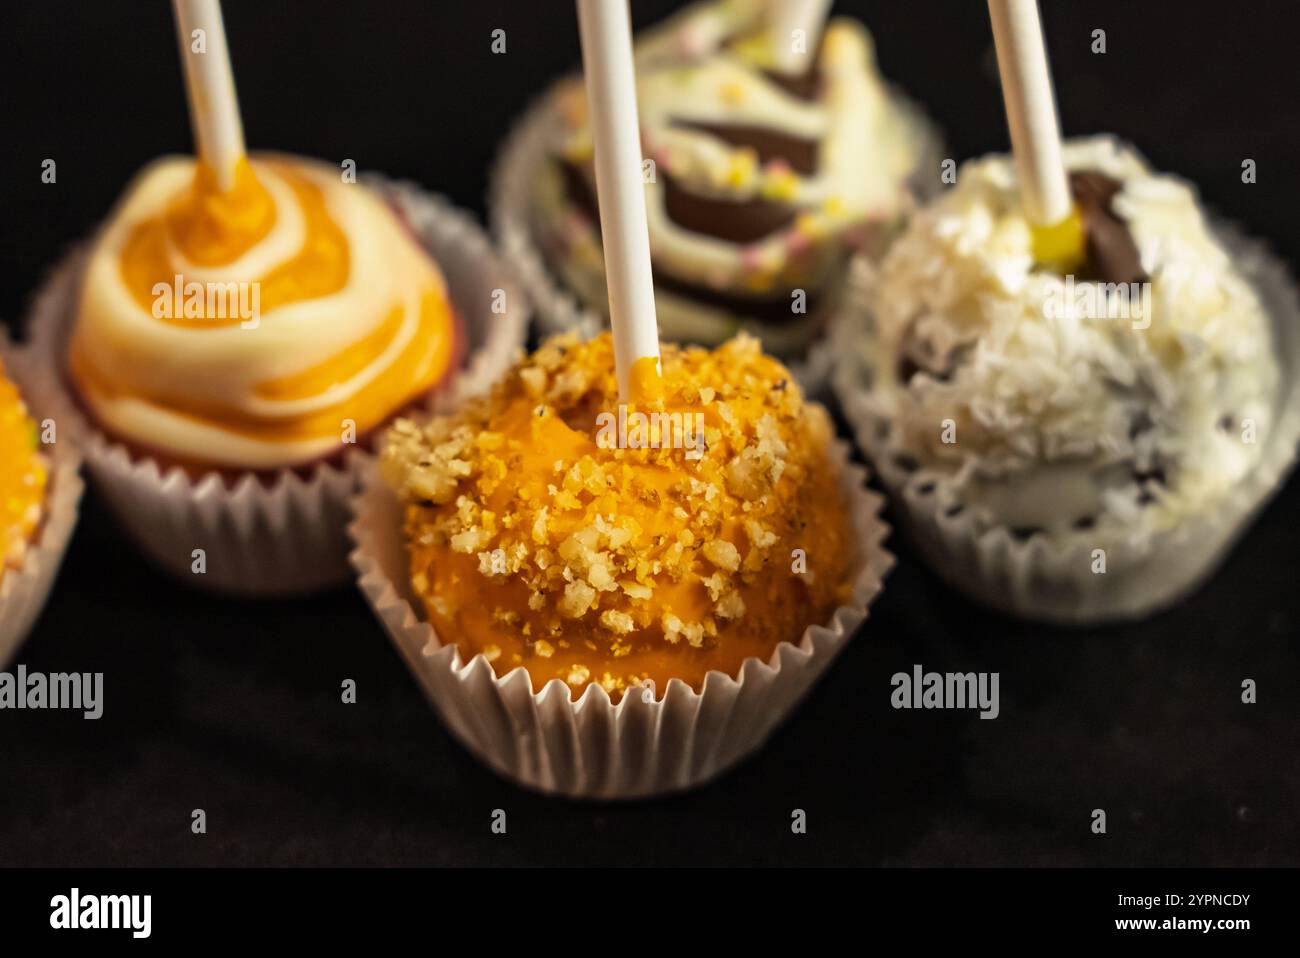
[837,135,1288,620]
[531,0,931,359]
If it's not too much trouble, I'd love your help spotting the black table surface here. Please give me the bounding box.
[1,0,1296,867]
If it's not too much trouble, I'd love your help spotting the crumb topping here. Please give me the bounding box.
[1,359,47,581]
[382,332,854,698]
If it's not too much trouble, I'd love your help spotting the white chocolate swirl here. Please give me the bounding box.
[70,154,456,469]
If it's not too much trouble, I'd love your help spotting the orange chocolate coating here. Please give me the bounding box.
[381,333,855,700]
[69,154,458,470]
[1,358,47,582]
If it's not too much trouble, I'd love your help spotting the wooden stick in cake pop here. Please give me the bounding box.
[769,0,833,75]
[576,0,662,404]
[172,0,247,193]
[987,0,1084,269]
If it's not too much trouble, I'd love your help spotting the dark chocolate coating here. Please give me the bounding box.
[555,159,823,328]
[662,172,797,243]
[1070,170,1147,286]
[561,161,796,245]
[759,64,823,101]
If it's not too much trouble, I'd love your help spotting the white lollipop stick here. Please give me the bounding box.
[576,0,661,403]
[988,0,1071,226]
[769,0,833,75]
[172,0,247,192]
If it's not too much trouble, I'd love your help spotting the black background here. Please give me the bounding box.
[0,1,1297,867]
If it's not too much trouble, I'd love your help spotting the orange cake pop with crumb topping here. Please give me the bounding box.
[380,331,855,699]
[1,358,47,585]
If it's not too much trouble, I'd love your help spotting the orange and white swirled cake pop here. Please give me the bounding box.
[1,357,47,585]
[69,154,459,471]
[380,332,856,699]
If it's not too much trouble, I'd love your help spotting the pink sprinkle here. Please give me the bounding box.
[677,27,706,58]
[567,211,594,236]
[787,230,813,257]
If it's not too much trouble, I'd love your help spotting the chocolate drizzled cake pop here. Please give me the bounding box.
[529,0,932,360]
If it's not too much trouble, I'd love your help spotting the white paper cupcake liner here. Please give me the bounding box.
[0,342,84,666]
[349,437,893,798]
[831,219,1300,624]
[489,77,943,396]
[22,177,528,597]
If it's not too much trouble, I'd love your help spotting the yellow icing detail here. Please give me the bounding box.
[1031,204,1087,274]
[562,136,594,164]
[726,31,778,69]
[629,355,664,403]
[761,165,799,201]
[0,359,46,581]
[165,158,276,266]
[724,149,759,189]
[793,212,823,240]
